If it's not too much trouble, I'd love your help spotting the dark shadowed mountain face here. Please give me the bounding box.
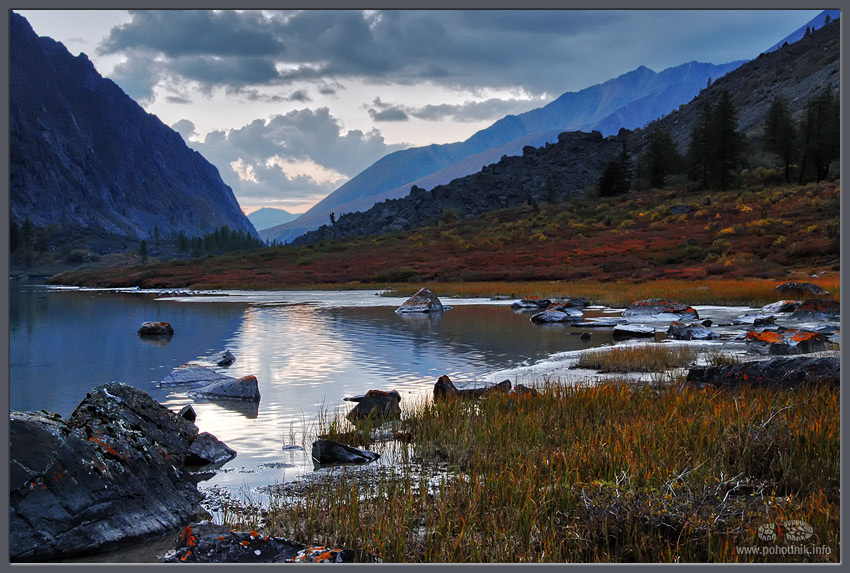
[9,12,256,252]
[261,60,743,244]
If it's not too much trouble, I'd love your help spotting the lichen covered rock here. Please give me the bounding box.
[745,329,827,355]
[687,356,839,388]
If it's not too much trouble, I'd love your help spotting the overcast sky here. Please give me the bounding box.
[17,9,820,214]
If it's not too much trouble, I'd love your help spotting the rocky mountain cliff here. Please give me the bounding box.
[293,17,840,247]
[9,12,257,253]
[262,60,743,245]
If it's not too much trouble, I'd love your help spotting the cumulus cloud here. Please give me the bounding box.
[184,107,407,209]
[171,118,197,139]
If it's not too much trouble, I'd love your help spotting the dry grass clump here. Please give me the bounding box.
[259,382,839,563]
[575,343,699,373]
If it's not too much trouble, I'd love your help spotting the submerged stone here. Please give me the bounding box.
[138,321,174,336]
[311,439,380,465]
[160,365,233,388]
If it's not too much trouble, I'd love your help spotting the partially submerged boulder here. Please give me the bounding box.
[138,321,174,336]
[745,329,827,355]
[789,299,840,321]
[208,350,236,367]
[178,404,197,423]
[186,432,237,466]
[10,383,235,562]
[396,287,445,313]
[311,439,380,465]
[433,374,511,401]
[774,282,829,299]
[164,523,307,563]
[344,389,402,421]
[188,375,261,402]
[667,321,716,340]
[687,356,839,389]
[622,299,698,322]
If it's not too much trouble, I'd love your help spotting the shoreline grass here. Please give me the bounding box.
[574,343,699,373]
[251,382,839,563]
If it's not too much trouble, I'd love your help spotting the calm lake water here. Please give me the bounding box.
[9,280,623,495]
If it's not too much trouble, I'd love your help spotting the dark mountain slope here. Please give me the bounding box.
[9,12,256,253]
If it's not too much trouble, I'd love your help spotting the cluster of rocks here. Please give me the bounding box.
[10,383,237,562]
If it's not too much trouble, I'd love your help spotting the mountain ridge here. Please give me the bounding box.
[9,12,257,254]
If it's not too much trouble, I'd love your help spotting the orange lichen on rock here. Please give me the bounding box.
[747,331,782,344]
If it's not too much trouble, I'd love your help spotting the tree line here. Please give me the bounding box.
[597,83,839,196]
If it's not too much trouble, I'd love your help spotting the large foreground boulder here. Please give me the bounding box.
[745,329,827,355]
[311,439,380,465]
[344,389,402,421]
[434,375,511,401]
[686,356,839,389]
[10,383,236,562]
[396,287,445,313]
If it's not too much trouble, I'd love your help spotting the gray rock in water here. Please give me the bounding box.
[186,432,237,466]
[137,321,174,336]
[666,321,716,340]
[208,350,235,367]
[622,299,698,322]
[311,439,380,465]
[530,307,583,323]
[188,375,261,402]
[178,404,197,423]
[511,297,551,310]
[789,299,840,321]
[396,287,446,313]
[344,390,402,421]
[159,365,234,388]
[9,382,234,562]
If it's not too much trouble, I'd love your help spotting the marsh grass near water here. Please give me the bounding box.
[575,343,699,373]
[244,382,839,563]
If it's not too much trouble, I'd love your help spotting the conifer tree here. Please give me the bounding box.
[639,127,682,188]
[686,100,713,188]
[798,85,839,183]
[764,95,798,182]
[707,89,744,189]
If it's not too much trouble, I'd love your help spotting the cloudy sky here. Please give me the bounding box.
[18,9,820,215]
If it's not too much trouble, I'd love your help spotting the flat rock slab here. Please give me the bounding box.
[311,439,380,466]
[511,297,551,310]
[160,365,234,388]
[761,300,801,314]
[188,375,261,402]
[10,383,235,562]
[687,356,839,388]
[612,324,656,339]
[164,523,306,563]
[396,287,446,313]
[746,329,827,355]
